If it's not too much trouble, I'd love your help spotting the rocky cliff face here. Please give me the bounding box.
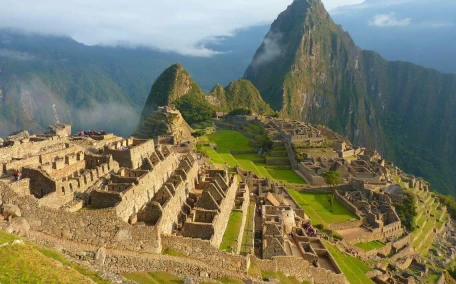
[245,0,456,194]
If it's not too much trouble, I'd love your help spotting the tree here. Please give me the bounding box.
[174,94,215,125]
[321,171,342,212]
[228,107,252,116]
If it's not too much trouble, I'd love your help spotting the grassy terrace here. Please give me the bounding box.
[355,241,385,252]
[240,203,255,256]
[288,190,357,225]
[0,230,109,284]
[220,211,244,252]
[201,130,306,185]
[323,241,373,284]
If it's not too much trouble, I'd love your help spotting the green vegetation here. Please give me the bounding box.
[321,171,342,188]
[202,130,305,184]
[162,248,185,257]
[266,168,306,184]
[0,231,109,284]
[354,241,385,252]
[288,190,357,225]
[323,241,373,284]
[393,191,417,231]
[220,211,244,252]
[435,192,456,220]
[124,271,182,284]
[241,203,255,256]
[228,107,253,116]
[174,93,215,125]
[211,79,273,115]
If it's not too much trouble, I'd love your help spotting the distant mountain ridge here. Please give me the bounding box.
[0,26,269,137]
[244,0,456,195]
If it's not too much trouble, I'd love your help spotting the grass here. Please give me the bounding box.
[355,241,385,252]
[202,130,306,184]
[0,230,19,244]
[0,230,109,284]
[323,241,373,284]
[162,248,185,257]
[124,271,182,284]
[241,203,255,256]
[266,168,306,184]
[220,211,244,252]
[288,190,357,225]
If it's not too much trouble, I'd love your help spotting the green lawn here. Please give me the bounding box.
[323,241,373,284]
[124,271,182,284]
[355,241,385,252]
[202,130,306,185]
[0,230,18,244]
[206,130,253,153]
[220,211,244,252]
[288,190,357,225]
[267,169,306,184]
[241,203,255,256]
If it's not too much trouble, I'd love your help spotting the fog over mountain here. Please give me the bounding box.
[331,0,456,74]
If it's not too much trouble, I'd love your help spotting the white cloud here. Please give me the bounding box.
[369,13,411,27]
[0,0,360,56]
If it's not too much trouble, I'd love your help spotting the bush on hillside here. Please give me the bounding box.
[393,191,417,231]
[174,94,215,125]
[435,192,456,220]
[228,107,252,116]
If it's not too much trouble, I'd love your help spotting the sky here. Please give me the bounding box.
[0,0,362,56]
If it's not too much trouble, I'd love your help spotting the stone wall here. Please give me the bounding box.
[329,219,363,230]
[104,139,156,169]
[249,255,346,284]
[154,158,199,235]
[234,185,250,254]
[0,183,162,253]
[298,163,326,185]
[210,179,239,247]
[161,235,248,273]
[0,137,66,164]
[334,190,363,218]
[115,152,180,222]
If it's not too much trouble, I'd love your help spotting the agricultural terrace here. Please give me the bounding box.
[354,241,385,252]
[288,190,357,226]
[323,240,374,284]
[199,130,306,185]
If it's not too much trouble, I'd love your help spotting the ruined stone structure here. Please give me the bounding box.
[134,105,194,145]
[1,116,452,283]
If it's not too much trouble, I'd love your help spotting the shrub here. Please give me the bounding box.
[228,107,252,116]
[393,190,417,231]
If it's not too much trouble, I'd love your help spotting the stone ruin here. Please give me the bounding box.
[134,105,194,146]
[238,169,344,276]
[331,180,403,241]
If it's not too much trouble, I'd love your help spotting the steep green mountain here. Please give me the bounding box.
[208,79,273,114]
[139,64,205,123]
[244,0,456,195]
[135,65,273,137]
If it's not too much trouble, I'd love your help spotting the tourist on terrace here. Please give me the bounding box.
[13,169,22,181]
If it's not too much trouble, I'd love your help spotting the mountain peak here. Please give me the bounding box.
[138,64,203,123]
